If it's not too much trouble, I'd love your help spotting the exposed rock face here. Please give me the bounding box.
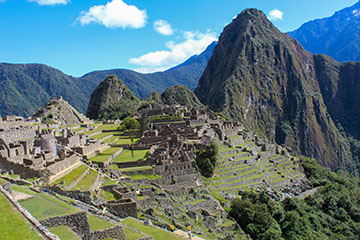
[86,75,140,120]
[33,96,91,125]
[195,9,355,173]
[161,85,204,108]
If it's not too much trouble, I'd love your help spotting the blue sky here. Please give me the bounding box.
[0,0,358,76]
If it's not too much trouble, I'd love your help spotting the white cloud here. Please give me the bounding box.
[153,19,174,36]
[268,9,283,21]
[77,0,147,29]
[28,0,70,5]
[129,30,217,73]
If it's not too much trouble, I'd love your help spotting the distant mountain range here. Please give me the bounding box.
[289,1,360,62]
[0,41,216,117]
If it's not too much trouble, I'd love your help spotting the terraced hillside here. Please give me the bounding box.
[207,131,307,203]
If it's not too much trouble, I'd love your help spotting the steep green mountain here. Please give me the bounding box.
[195,9,356,174]
[0,41,216,117]
[0,63,88,117]
[289,1,360,62]
[161,85,204,108]
[86,75,140,120]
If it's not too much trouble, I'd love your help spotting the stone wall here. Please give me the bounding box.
[48,186,92,204]
[90,225,126,240]
[0,126,36,143]
[106,199,138,218]
[47,154,80,175]
[40,211,91,240]
[0,185,61,240]
[113,158,155,169]
[0,157,43,179]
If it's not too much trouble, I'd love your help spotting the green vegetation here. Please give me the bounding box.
[129,174,162,180]
[53,165,88,186]
[71,169,98,191]
[114,137,140,145]
[49,226,81,240]
[0,192,43,240]
[86,75,140,120]
[123,227,146,240]
[148,114,182,123]
[89,147,122,163]
[20,193,79,220]
[119,117,140,130]
[88,213,114,231]
[229,158,360,240]
[161,85,204,108]
[120,166,153,172]
[122,217,184,240]
[195,142,218,177]
[112,149,148,163]
[90,132,113,140]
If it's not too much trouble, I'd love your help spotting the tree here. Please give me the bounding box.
[195,142,218,177]
[119,117,140,130]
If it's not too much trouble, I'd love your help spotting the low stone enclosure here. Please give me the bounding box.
[40,211,126,240]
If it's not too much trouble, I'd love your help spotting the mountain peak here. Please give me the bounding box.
[195,8,350,173]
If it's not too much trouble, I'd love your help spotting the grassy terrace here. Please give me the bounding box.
[49,226,81,240]
[120,166,153,172]
[88,213,115,231]
[20,193,79,220]
[0,192,43,240]
[112,149,148,163]
[114,137,140,145]
[83,123,120,135]
[89,147,122,163]
[102,135,119,144]
[90,132,114,140]
[122,217,184,240]
[71,169,98,191]
[129,174,162,180]
[123,227,146,240]
[53,165,88,186]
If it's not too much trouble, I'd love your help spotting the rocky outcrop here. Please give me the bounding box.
[161,85,204,108]
[33,96,91,125]
[86,75,140,120]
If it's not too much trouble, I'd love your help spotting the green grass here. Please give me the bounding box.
[102,135,119,144]
[129,174,162,180]
[90,132,114,140]
[53,165,88,186]
[0,193,43,240]
[99,189,119,201]
[89,147,122,163]
[123,227,146,240]
[98,123,120,131]
[120,166,153,172]
[155,120,185,124]
[19,193,79,220]
[71,169,98,191]
[112,149,148,163]
[88,213,114,231]
[7,174,20,179]
[11,185,36,196]
[122,218,184,240]
[49,225,81,240]
[114,137,140,145]
[72,127,87,132]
